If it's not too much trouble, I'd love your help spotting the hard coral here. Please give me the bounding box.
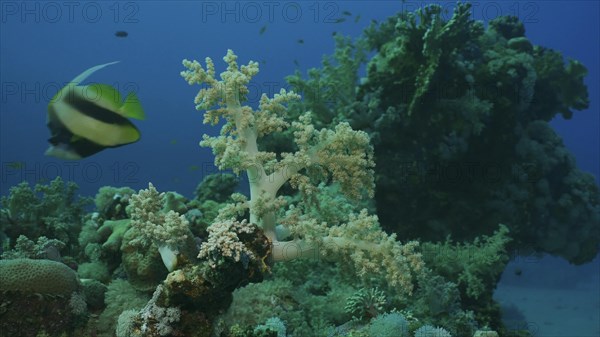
[0,258,79,295]
[0,259,85,336]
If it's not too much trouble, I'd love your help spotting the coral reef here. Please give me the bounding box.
[195,173,240,203]
[120,224,169,291]
[0,258,86,336]
[2,4,593,337]
[97,218,131,253]
[414,325,452,337]
[344,287,387,320]
[0,258,79,294]
[198,218,258,269]
[286,3,599,265]
[95,186,135,220]
[129,183,191,252]
[253,317,287,337]
[366,312,409,337]
[0,176,90,252]
[122,182,196,288]
[178,48,509,336]
[1,235,65,260]
[181,49,425,300]
[116,285,181,337]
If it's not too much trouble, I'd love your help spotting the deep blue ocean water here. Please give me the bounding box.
[1,1,597,197]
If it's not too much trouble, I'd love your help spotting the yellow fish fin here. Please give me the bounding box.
[120,91,146,120]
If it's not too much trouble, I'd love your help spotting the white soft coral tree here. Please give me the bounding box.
[181,50,423,297]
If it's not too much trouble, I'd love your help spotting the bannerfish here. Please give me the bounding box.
[45,62,145,160]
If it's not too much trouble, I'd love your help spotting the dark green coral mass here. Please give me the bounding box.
[287,3,598,265]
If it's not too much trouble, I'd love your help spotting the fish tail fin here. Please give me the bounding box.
[120,91,146,120]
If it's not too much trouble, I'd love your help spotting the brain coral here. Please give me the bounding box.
[0,258,79,295]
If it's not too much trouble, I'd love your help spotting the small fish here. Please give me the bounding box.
[342,10,352,16]
[5,161,24,169]
[114,31,128,38]
[259,25,267,35]
[354,15,361,23]
[332,31,337,36]
[188,165,200,171]
[297,39,304,44]
[293,59,300,67]
[334,18,346,24]
[170,139,177,145]
[45,62,145,160]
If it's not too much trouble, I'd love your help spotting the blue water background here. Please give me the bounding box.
[1,1,597,197]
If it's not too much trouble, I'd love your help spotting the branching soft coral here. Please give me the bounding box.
[0,177,89,249]
[181,50,423,297]
[181,49,374,244]
[129,183,193,271]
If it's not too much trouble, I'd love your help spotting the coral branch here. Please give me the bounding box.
[182,50,422,297]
